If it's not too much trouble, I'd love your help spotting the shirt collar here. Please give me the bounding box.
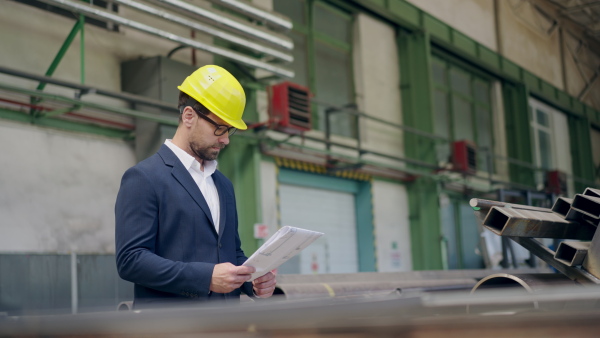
[164,139,218,176]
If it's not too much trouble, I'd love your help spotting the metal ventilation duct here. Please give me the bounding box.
[205,0,292,31]
[36,0,294,78]
[153,0,293,50]
[113,0,293,63]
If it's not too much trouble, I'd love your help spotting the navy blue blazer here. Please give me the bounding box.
[115,144,253,309]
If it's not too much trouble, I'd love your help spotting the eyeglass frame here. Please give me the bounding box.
[180,98,237,136]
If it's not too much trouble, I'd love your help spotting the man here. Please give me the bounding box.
[115,65,276,309]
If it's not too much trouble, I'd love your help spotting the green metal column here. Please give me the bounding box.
[398,30,443,270]
[569,116,595,192]
[502,82,534,187]
[398,30,436,165]
[217,85,261,256]
[406,178,442,270]
[356,180,376,272]
[218,136,262,256]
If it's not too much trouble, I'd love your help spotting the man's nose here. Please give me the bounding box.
[218,133,230,145]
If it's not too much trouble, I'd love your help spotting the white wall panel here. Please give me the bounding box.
[372,180,412,271]
[354,13,404,166]
[259,160,279,238]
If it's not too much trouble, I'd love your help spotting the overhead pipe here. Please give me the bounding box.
[113,0,293,63]
[206,0,292,31]
[153,0,293,50]
[555,241,591,266]
[0,82,178,126]
[0,65,177,113]
[483,206,595,239]
[36,0,294,78]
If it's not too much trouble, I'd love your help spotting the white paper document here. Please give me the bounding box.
[243,226,324,281]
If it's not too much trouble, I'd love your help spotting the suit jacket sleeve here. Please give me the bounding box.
[115,166,214,296]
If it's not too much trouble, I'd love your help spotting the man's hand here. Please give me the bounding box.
[252,271,276,298]
[210,263,255,293]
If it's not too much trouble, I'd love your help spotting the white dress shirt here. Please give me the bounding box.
[164,139,221,234]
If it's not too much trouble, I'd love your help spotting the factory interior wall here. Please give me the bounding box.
[0,0,598,272]
[0,120,135,253]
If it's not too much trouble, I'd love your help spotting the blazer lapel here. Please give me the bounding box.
[158,145,216,233]
[212,172,227,239]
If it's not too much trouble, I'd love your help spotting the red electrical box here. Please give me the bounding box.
[452,140,477,174]
[546,170,567,195]
[268,82,311,133]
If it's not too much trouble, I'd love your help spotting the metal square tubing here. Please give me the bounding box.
[483,207,595,239]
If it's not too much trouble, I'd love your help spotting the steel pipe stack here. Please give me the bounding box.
[471,187,600,284]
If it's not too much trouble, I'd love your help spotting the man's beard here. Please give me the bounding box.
[190,141,224,162]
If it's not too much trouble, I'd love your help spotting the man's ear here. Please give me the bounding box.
[181,106,196,127]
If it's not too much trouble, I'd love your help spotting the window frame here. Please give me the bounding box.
[431,54,495,173]
[274,0,356,137]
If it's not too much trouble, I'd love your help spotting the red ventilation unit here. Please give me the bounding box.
[268,82,311,133]
[452,140,477,174]
[546,170,567,195]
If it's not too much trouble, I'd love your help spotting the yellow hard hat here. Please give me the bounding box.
[177,65,247,130]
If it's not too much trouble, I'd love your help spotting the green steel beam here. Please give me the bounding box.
[397,29,443,270]
[218,137,262,255]
[407,177,443,270]
[356,180,376,272]
[398,30,436,167]
[37,19,83,91]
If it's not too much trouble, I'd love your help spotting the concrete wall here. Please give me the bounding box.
[562,31,600,109]
[0,120,135,253]
[407,0,497,51]
[497,0,563,89]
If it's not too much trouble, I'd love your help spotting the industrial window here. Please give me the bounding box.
[15,0,119,31]
[273,0,356,138]
[528,98,574,194]
[431,56,494,174]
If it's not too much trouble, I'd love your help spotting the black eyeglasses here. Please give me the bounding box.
[189,106,237,136]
